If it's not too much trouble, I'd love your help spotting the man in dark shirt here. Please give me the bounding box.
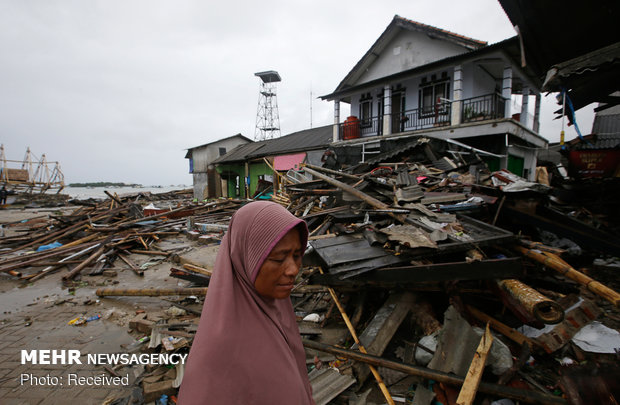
[0,186,7,205]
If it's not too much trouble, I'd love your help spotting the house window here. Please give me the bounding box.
[419,76,450,117]
[219,147,227,156]
[359,93,373,127]
[189,158,193,173]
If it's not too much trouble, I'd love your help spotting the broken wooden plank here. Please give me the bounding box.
[455,324,493,405]
[353,292,415,386]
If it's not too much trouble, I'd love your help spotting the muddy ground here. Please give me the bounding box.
[0,206,218,405]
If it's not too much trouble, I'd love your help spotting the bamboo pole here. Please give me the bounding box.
[456,324,494,405]
[96,287,208,297]
[514,245,620,307]
[317,267,395,405]
[301,339,567,405]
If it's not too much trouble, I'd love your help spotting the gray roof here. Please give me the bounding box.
[213,125,333,164]
[212,142,266,164]
[247,125,332,158]
[569,133,620,150]
[327,15,487,98]
[593,114,620,137]
[184,133,252,152]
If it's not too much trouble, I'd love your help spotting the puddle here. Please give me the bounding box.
[0,277,94,314]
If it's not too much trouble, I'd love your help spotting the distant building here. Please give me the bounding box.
[320,15,548,179]
[184,134,252,200]
[213,125,332,198]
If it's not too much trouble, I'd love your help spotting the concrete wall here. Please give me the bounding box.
[192,172,209,201]
[356,30,469,85]
[461,61,499,99]
[190,137,250,173]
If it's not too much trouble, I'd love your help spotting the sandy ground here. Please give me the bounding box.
[0,206,219,404]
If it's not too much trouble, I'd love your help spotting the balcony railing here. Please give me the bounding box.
[395,102,452,132]
[461,93,505,123]
[337,93,507,140]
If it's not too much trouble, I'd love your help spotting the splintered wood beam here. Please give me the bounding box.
[456,324,494,405]
[466,305,537,349]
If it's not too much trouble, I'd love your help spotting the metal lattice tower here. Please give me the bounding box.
[254,70,281,141]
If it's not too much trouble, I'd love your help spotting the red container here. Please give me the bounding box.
[342,116,360,140]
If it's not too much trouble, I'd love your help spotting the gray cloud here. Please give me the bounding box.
[0,0,594,185]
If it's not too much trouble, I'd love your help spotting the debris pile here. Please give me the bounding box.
[2,139,619,404]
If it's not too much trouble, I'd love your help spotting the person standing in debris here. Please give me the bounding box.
[178,201,315,405]
[0,186,7,205]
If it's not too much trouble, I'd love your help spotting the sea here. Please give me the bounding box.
[63,185,189,200]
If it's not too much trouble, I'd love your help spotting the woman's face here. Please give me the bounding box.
[254,227,303,299]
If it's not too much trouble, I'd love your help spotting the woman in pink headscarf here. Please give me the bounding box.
[178,201,315,405]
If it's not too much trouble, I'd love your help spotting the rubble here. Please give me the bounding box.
[1,139,620,404]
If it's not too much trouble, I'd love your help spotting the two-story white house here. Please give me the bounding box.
[321,15,548,179]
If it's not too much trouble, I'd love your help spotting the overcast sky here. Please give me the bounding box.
[0,0,595,186]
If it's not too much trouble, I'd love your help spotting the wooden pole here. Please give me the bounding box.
[62,242,109,281]
[96,287,208,297]
[182,263,212,277]
[130,250,170,256]
[514,245,620,307]
[456,324,494,405]
[117,253,144,277]
[301,339,567,405]
[466,305,537,349]
[27,243,101,282]
[317,267,395,405]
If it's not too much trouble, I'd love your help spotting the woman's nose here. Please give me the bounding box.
[283,257,300,277]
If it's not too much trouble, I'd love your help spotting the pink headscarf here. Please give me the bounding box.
[178,201,314,405]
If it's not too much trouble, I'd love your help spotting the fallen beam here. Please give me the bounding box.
[96,287,208,297]
[302,340,566,404]
[514,245,620,307]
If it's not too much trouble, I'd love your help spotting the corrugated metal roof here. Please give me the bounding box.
[592,114,620,137]
[212,142,265,164]
[184,133,252,152]
[213,125,332,164]
[570,133,620,150]
[246,125,333,158]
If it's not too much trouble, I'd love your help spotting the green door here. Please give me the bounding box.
[507,155,524,177]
